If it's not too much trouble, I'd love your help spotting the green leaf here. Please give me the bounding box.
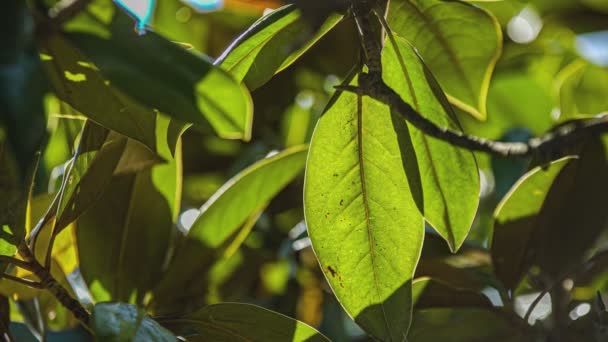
[388,0,502,120]
[383,35,479,251]
[53,122,162,232]
[557,59,608,119]
[77,136,182,304]
[217,5,342,90]
[65,4,253,140]
[534,137,608,278]
[39,33,159,152]
[492,157,572,290]
[305,79,424,339]
[409,308,531,341]
[153,146,307,313]
[412,277,492,309]
[91,302,175,341]
[158,303,329,342]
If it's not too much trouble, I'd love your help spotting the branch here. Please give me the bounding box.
[347,1,608,160]
[17,244,90,326]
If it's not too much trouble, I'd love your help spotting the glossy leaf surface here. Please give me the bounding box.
[217,5,342,90]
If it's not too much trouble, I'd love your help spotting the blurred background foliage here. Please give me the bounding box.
[0,0,607,340]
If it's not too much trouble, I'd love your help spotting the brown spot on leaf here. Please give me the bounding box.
[327,266,337,278]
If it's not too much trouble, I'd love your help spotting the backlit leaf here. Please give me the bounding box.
[388,0,502,120]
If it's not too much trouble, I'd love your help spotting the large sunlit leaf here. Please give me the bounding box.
[158,303,329,341]
[65,3,253,140]
[492,157,572,290]
[305,78,424,339]
[91,302,175,341]
[388,0,502,120]
[77,132,182,304]
[217,5,342,90]
[384,35,479,251]
[153,146,307,313]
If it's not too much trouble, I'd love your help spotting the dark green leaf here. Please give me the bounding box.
[65,5,253,140]
[77,136,182,304]
[409,308,531,341]
[413,277,493,309]
[217,5,342,90]
[158,303,328,342]
[492,157,572,290]
[91,302,175,341]
[535,137,608,278]
[39,33,159,152]
[388,0,502,120]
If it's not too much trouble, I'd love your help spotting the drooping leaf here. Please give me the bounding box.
[153,146,307,313]
[492,157,572,290]
[158,303,329,342]
[388,0,502,120]
[409,308,531,341]
[91,302,175,341]
[305,79,424,339]
[557,59,608,119]
[65,3,253,140]
[217,5,342,90]
[77,135,182,304]
[383,34,479,251]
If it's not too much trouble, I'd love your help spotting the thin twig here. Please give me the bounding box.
[0,256,35,272]
[0,274,44,289]
[17,245,90,326]
[348,1,608,160]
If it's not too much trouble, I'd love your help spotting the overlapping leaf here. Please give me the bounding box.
[388,0,502,120]
[217,5,342,90]
[492,157,572,290]
[64,2,253,140]
[77,129,182,304]
[153,146,307,313]
[159,303,329,341]
[383,34,479,252]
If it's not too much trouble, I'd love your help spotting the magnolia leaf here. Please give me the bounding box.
[388,0,502,120]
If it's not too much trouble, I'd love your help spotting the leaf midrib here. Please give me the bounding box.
[356,95,393,339]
